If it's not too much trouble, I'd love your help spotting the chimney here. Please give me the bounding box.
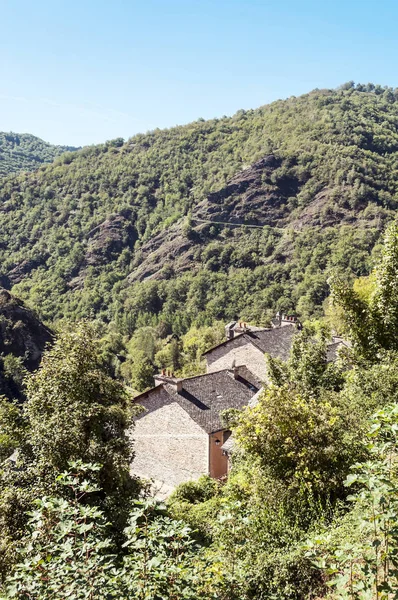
[225,322,236,340]
[228,362,238,379]
[173,379,183,392]
[154,372,183,392]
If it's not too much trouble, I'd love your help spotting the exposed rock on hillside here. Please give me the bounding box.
[195,155,302,226]
[0,289,53,400]
[127,224,195,283]
[7,258,45,285]
[0,289,52,370]
[126,155,335,283]
[69,214,138,289]
[85,214,137,266]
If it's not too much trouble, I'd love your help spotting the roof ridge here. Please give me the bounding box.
[179,365,255,382]
[201,331,247,356]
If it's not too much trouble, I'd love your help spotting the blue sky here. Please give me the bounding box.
[1,0,397,146]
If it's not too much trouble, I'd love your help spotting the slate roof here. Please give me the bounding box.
[136,368,260,434]
[234,365,262,389]
[203,324,297,361]
[245,325,296,361]
[201,332,247,356]
[203,324,346,365]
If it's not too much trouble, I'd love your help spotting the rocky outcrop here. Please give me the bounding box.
[0,289,52,370]
[69,214,138,289]
[84,214,137,267]
[127,224,196,283]
[0,289,53,400]
[7,258,45,285]
[127,155,305,283]
[194,155,302,226]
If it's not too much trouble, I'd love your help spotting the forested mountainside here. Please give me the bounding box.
[3,224,398,598]
[4,83,398,599]
[0,82,397,333]
[0,132,78,176]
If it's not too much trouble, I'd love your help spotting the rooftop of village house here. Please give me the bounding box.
[202,315,301,361]
[134,365,260,434]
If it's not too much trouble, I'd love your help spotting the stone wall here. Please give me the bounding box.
[205,336,268,381]
[131,387,209,490]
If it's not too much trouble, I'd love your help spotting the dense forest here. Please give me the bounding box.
[0,132,78,177]
[1,83,398,388]
[0,83,397,333]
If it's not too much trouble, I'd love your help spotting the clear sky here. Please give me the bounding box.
[1,0,397,146]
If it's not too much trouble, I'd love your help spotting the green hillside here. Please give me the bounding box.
[0,132,78,176]
[0,83,397,331]
[4,84,398,599]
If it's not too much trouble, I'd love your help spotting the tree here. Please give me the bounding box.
[23,322,135,512]
[331,219,398,360]
[234,384,362,499]
[3,463,217,600]
[0,397,24,463]
[0,322,138,578]
[120,500,215,599]
[307,404,398,598]
[127,350,155,392]
[267,324,345,393]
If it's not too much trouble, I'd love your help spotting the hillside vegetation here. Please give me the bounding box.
[3,83,398,598]
[2,222,398,598]
[0,83,397,333]
[0,132,78,177]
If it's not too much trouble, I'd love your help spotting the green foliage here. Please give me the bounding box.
[120,500,216,599]
[3,464,219,599]
[0,132,78,177]
[0,398,24,463]
[307,404,398,598]
[331,219,398,360]
[4,461,117,599]
[341,350,398,418]
[234,384,362,499]
[118,321,226,390]
[169,475,221,505]
[0,85,396,332]
[0,322,137,579]
[267,324,345,392]
[23,321,134,505]
[175,461,326,599]
[127,350,155,392]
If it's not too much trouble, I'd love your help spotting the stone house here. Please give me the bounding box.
[203,317,347,383]
[131,366,260,494]
[203,320,299,382]
[130,314,348,493]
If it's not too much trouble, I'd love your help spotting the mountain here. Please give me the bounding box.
[0,83,396,333]
[0,132,79,176]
